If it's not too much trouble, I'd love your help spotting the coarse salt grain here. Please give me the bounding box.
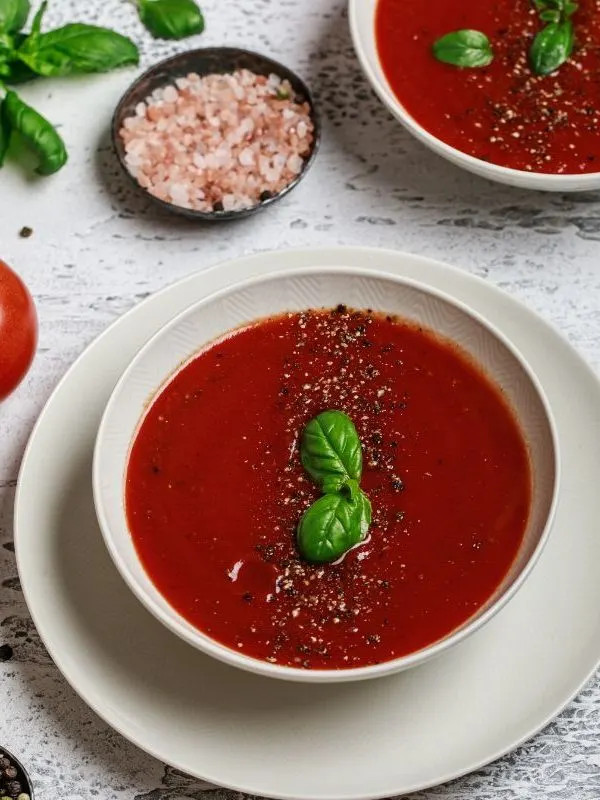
[119,68,315,212]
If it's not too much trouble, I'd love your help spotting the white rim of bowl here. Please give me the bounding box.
[93,265,561,683]
[348,0,600,188]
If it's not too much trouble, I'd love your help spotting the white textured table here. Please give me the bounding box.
[1,1,600,798]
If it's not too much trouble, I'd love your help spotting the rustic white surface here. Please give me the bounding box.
[1,1,600,798]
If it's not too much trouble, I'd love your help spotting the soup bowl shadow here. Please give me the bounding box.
[93,266,560,683]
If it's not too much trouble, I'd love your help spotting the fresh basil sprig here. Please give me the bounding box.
[0,0,139,177]
[432,29,493,68]
[530,0,577,75]
[137,0,204,40]
[301,409,362,494]
[297,411,372,564]
[2,89,66,173]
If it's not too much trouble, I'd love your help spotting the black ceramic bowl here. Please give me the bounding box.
[111,47,321,221]
[0,745,34,799]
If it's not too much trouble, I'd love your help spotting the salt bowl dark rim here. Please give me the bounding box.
[111,47,321,221]
[0,744,34,799]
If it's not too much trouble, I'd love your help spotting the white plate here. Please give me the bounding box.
[15,247,600,800]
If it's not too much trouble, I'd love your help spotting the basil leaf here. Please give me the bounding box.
[432,29,493,68]
[0,96,11,167]
[28,0,45,37]
[17,23,139,76]
[297,492,365,563]
[3,89,66,174]
[3,59,36,83]
[540,8,561,21]
[0,0,29,34]
[0,30,13,56]
[564,1,578,16]
[301,410,362,494]
[138,0,204,40]
[530,20,573,75]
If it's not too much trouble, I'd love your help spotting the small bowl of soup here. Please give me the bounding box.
[350,0,600,191]
[93,267,559,682]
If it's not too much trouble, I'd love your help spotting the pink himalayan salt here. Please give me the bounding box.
[119,69,315,213]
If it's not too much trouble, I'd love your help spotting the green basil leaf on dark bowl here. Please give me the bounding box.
[530,20,574,75]
[0,0,29,34]
[3,89,66,173]
[432,29,493,68]
[297,492,365,564]
[17,23,139,76]
[301,410,362,493]
[138,0,204,40]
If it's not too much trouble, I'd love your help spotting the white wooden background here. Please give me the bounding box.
[1,1,599,798]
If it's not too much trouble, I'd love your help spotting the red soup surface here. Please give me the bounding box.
[376,0,600,174]
[126,309,531,670]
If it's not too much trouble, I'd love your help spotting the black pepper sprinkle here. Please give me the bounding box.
[18,226,33,238]
[0,644,13,661]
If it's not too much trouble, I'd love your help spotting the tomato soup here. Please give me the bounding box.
[376,0,600,174]
[126,309,531,670]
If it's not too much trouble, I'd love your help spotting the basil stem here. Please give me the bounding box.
[138,0,204,40]
[3,88,66,173]
[17,22,139,76]
[530,19,574,74]
[297,490,366,564]
[27,0,45,38]
[0,94,11,166]
[301,410,363,494]
[0,0,30,34]
[432,29,493,68]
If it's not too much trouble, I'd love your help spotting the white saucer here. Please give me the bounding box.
[15,248,600,800]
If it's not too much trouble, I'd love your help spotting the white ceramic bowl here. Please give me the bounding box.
[93,266,560,683]
[349,0,600,192]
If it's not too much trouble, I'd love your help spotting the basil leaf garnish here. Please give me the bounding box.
[138,0,205,40]
[432,29,493,68]
[3,89,66,174]
[530,20,574,75]
[301,410,362,494]
[297,491,366,564]
[540,8,561,22]
[0,0,29,34]
[17,22,139,76]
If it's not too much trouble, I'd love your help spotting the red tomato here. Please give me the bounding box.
[0,260,37,401]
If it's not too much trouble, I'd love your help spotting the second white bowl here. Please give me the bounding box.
[349,0,600,192]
